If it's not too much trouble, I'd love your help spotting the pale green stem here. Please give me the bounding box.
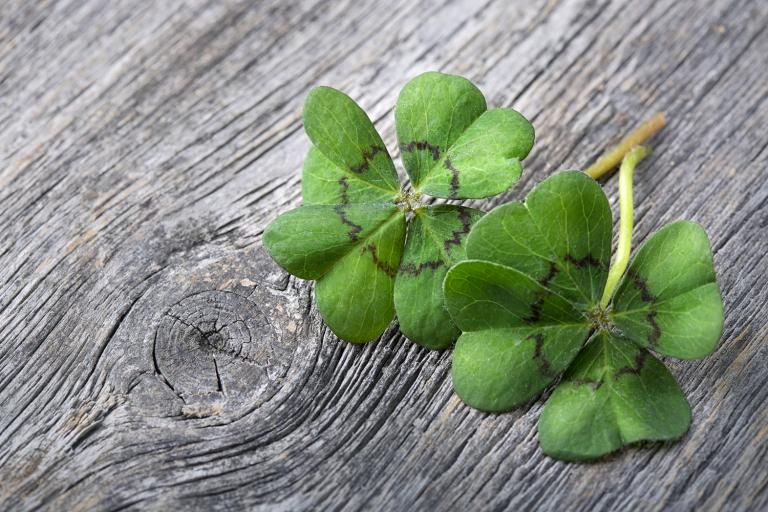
[599,146,651,308]
[585,113,665,180]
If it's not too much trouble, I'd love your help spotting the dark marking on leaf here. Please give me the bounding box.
[570,378,603,390]
[647,311,661,345]
[525,263,559,323]
[564,253,604,270]
[445,158,460,199]
[334,205,363,241]
[443,208,472,251]
[629,269,657,302]
[615,350,647,379]
[350,145,386,174]
[529,333,555,377]
[399,259,444,276]
[539,261,559,287]
[525,296,545,324]
[338,177,349,205]
[401,140,441,160]
[362,243,397,277]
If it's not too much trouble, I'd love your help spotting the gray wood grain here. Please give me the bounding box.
[1,0,767,510]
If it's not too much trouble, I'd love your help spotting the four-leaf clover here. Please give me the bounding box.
[263,72,724,461]
[264,72,534,347]
[443,167,724,460]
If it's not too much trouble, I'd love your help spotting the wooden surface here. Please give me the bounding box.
[1,0,767,510]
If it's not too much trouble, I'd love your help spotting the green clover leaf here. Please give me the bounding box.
[610,220,723,359]
[393,205,484,349]
[539,331,691,461]
[445,171,608,411]
[396,72,534,198]
[265,204,406,342]
[264,72,534,346]
[443,149,724,460]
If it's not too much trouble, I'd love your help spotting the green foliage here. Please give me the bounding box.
[395,73,533,198]
[611,221,724,359]
[264,73,722,462]
[393,205,484,349]
[264,72,534,346]
[443,171,723,460]
[460,171,612,307]
[539,332,691,461]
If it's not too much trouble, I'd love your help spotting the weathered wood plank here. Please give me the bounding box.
[1,0,767,510]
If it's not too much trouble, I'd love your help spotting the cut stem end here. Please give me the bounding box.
[585,112,665,180]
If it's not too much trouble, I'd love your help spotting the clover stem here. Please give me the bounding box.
[585,112,665,180]
[599,145,651,308]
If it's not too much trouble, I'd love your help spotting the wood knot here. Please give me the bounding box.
[152,288,296,415]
